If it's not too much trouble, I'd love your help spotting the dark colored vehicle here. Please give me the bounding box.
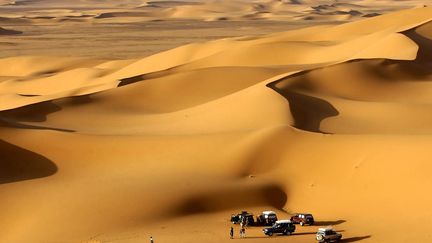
[263,220,296,236]
[290,213,314,226]
[316,228,342,242]
[256,211,278,226]
[231,211,254,226]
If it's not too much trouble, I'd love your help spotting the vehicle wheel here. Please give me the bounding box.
[316,235,324,242]
[300,222,304,226]
[268,232,273,236]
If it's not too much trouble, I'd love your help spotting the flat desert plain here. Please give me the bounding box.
[1,0,432,243]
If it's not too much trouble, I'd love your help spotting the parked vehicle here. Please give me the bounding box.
[263,220,296,236]
[231,211,254,226]
[290,213,314,226]
[316,227,342,242]
[256,211,278,226]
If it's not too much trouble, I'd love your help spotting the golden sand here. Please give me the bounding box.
[1,1,432,242]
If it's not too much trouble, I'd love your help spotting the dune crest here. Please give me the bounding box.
[1,8,431,112]
[0,26,21,34]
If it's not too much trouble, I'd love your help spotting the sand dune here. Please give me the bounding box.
[0,0,14,5]
[2,2,432,243]
[0,26,20,34]
[1,7,430,111]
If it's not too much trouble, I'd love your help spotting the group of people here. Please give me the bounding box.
[230,217,248,239]
[229,225,246,239]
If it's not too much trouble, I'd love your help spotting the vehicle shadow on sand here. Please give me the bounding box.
[236,234,370,241]
[314,220,346,226]
[237,232,316,239]
[293,232,317,236]
[341,235,371,242]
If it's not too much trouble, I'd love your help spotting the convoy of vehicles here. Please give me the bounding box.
[231,210,278,226]
[230,211,343,241]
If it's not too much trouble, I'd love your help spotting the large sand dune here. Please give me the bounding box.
[2,1,432,243]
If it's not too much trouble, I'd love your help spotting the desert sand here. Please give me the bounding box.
[1,1,432,243]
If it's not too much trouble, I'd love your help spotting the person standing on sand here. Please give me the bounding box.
[230,226,234,239]
[150,236,154,243]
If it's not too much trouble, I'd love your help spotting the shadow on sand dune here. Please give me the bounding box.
[234,231,316,240]
[242,233,370,242]
[341,235,371,242]
[292,231,317,236]
[314,220,346,226]
[243,234,306,239]
[173,184,287,215]
[0,101,61,123]
[403,21,432,63]
[0,27,22,35]
[267,80,339,133]
[0,140,57,184]
[0,100,75,132]
[117,67,176,87]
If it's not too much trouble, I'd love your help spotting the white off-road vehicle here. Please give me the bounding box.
[316,227,342,242]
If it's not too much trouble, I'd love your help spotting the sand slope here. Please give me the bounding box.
[1,4,432,243]
[0,26,21,34]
